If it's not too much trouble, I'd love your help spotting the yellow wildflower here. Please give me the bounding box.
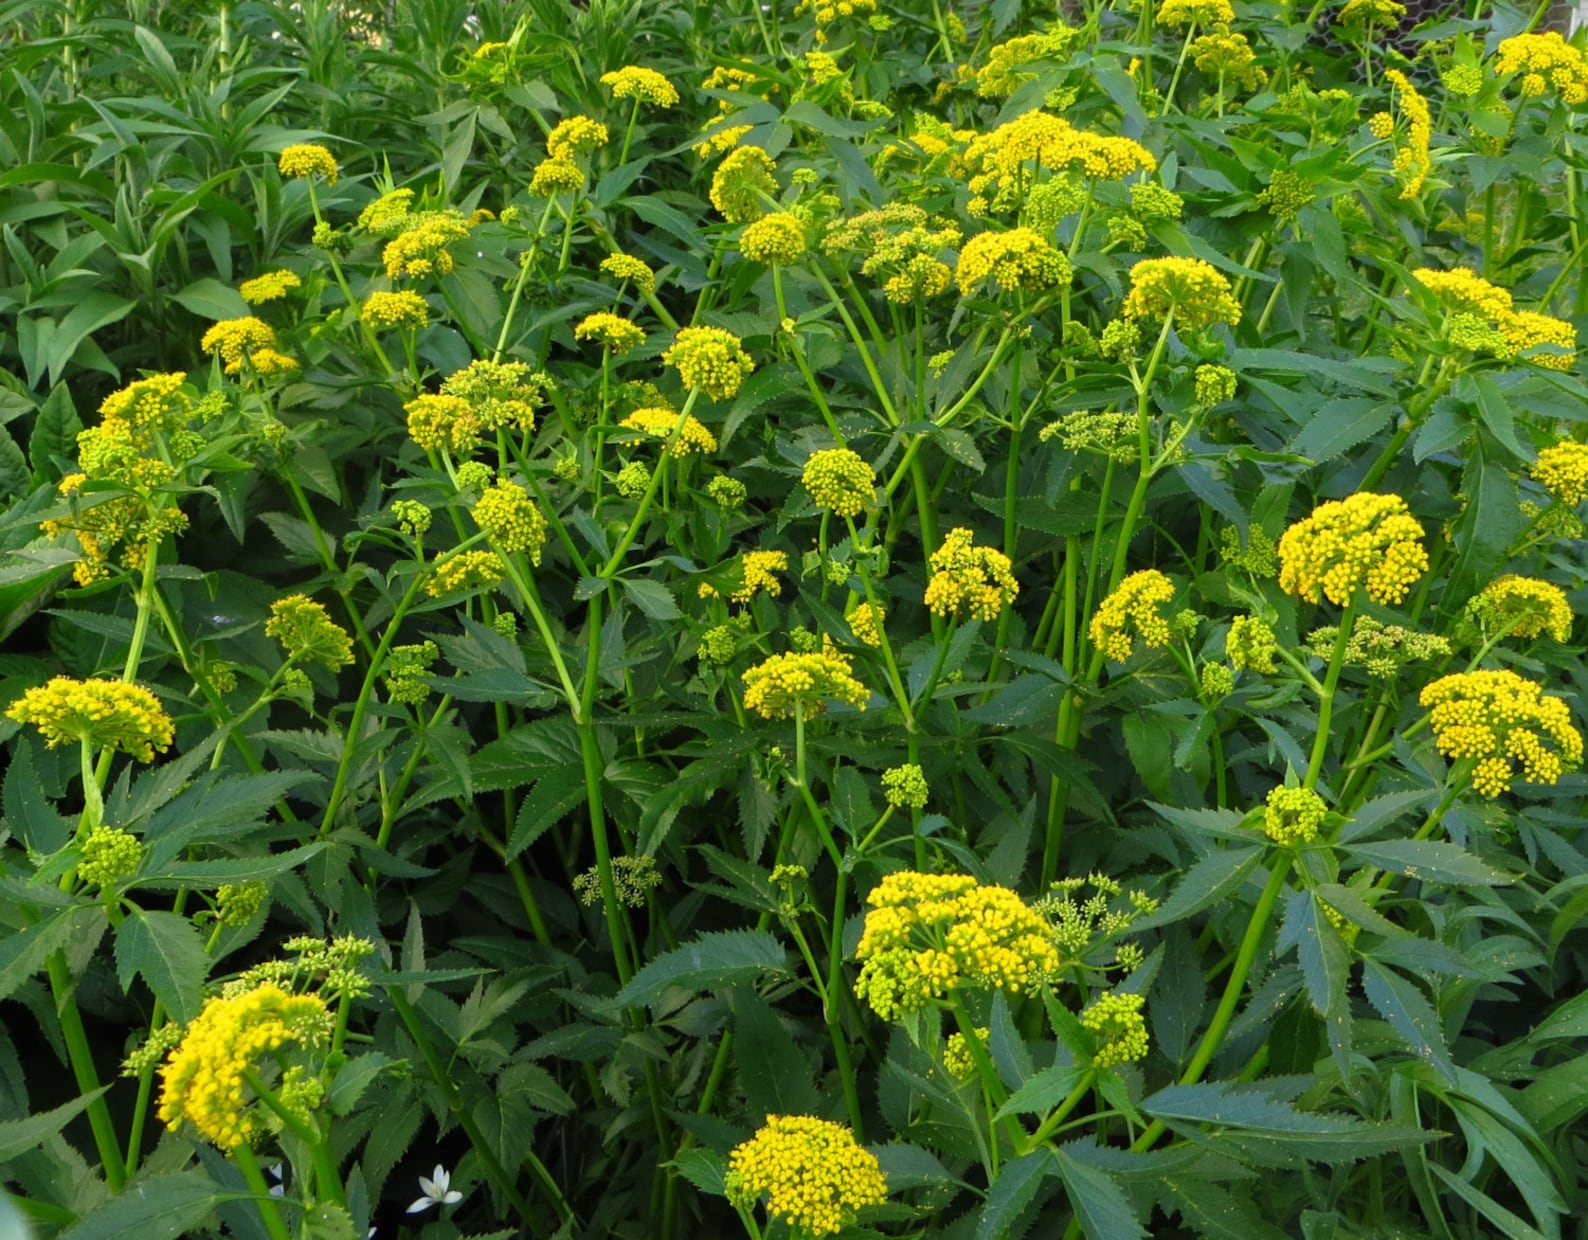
[1277,493,1427,606]
[853,871,1058,1019]
[1080,991,1150,1066]
[1496,32,1588,104]
[740,212,807,265]
[441,359,546,435]
[943,1028,987,1079]
[600,65,680,107]
[426,549,507,598]
[1337,0,1406,24]
[725,1116,887,1238]
[600,252,656,293]
[472,479,548,562]
[238,270,302,304]
[357,188,416,235]
[6,677,174,762]
[1420,669,1582,796]
[955,227,1072,296]
[277,144,338,182]
[1122,257,1241,329]
[1156,0,1234,25]
[362,290,429,330]
[1089,570,1176,663]
[846,600,885,647]
[574,312,646,354]
[383,212,471,279]
[404,393,481,454]
[663,326,755,400]
[200,316,277,373]
[802,448,875,517]
[974,28,1081,98]
[265,594,355,670]
[1263,786,1327,845]
[1384,69,1431,199]
[1498,309,1576,369]
[881,763,928,810]
[546,116,608,161]
[961,112,1155,216]
[710,145,778,223]
[1226,614,1278,673]
[732,549,789,603]
[1533,440,1588,506]
[245,348,300,380]
[1409,267,1513,319]
[620,406,719,456]
[529,158,584,196]
[1468,575,1573,642]
[77,825,143,888]
[925,528,1019,621]
[742,646,869,718]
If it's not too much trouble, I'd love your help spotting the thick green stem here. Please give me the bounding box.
[232,1144,293,1240]
[47,952,125,1190]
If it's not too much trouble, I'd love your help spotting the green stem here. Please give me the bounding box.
[1304,599,1357,791]
[232,1144,293,1240]
[47,952,125,1190]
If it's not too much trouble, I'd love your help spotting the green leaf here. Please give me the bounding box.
[507,765,589,858]
[1288,398,1394,464]
[1129,847,1265,933]
[670,1148,727,1196]
[61,1169,223,1240]
[1470,372,1532,463]
[1343,840,1513,888]
[3,739,70,853]
[0,1088,108,1161]
[1361,959,1455,1081]
[328,1052,395,1116]
[28,383,82,476]
[1444,442,1522,607]
[0,907,102,1002]
[613,930,787,1011]
[115,909,208,1024]
[1517,1056,1588,1133]
[976,1150,1055,1240]
[1279,891,1349,1020]
[1427,1162,1548,1240]
[996,1065,1089,1120]
[170,277,250,321]
[1527,990,1588,1043]
[620,576,681,620]
[732,988,821,1121]
[1054,1144,1147,1240]
[38,291,137,388]
[1159,1178,1290,1240]
[138,842,328,888]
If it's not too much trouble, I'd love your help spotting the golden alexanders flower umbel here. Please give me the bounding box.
[1277,492,1427,606]
[725,1115,887,1237]
[1420,669,1582,797]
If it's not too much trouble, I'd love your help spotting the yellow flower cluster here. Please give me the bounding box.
[701,549,788,604]
[1156,0,1233,25]
[1191,30,1266,91]
[383,212,471,278]
[961,112,1155,215]
[157,983,332,1149]
[943,1027,987,1079]
[792,0,877,42]
[1307,617,1450,679]
[77,825,144,888]
[362,289,429,330]
[823,204,961,305]
[802,448,875,516]
[1226,614,1278,673]
[201,316,278,373]
[1263,786,1327,845]
[710,145,778,223]
[442,359,546,436]
[7,677,174,762]
[854,871,1058,1019]
[1420,669,1582,796]
[472,479,549,562]
[600,65,679,107]
[740,211,807,265]
[358,188,417,234]
[881,763,928,810]
[1496,32,1588,104]
[1384,70,1431,199]
[1533,440,1588,505]
[1080,991,1150,1066]
[546,115,609,160]
[924,528,1020,621]
[383,640,440,705]
[1122,257,1241,329]
[1468,575,1573,642]
[530,157,584,195]
[620,406,719,455]
[725,1116,887,1237]
[663,326,755,400]
[846,600,885,647]
[974,28,1080,98]
[405,393,480,454]
[277,143,338,182]
[1337,0,1406,24]
[1499,310,1577,369]
[600,252,656,293]
[1277,493,1427,606]
[265,594,355,671]
[573,854,663,909]
[426,549,507,597]
[742,645,868,718]
[1090,570,1176,663]
[1409,268,1576,367]
[574,312,646,354]
[239,270,301,304]
[693,65,765,157]
[805,50,842,84]
[955,227,1072,296]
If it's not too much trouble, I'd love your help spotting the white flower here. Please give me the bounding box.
[267,1164,285,1198]
[406,1164,464,1214]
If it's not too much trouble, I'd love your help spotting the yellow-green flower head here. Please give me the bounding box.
[802,448,875,517]
[621,406,719,455]
[1089,569,1175,663]
[574,311,646,355]
[614,459,651,499]
[1420,669,1583,797]
[924,527,1020,621]
[383,212,471,279]
[1191,30,1266,91]
[157,983,332,1149]
[943,1027,989,1079]
[1468,575,1573,642]
[265,594,355,670]
[1156,0,1233,24]
[382,641,440,705]
[1498,309,1577,370]
[1337,0,1406,24]
[1383,69,1431,199]
[663,326,755,401]
[357,188,416,235]
[1533,440,1588,506]
[740,211,808,265]
[1307,617,1450,679]
[805,49,843,84]
[441,359,546,434]
[1409,267,1513,319]
[1201,661,1235,699]
[1130,181,1185,222]
[1496,32,1588,104]
[201,316,277,373]
[405,393,482,454]
[710,145,778,223]
[961,113,1156,216]
[730,549,789,603]
[974,29,1081,98]
[216,880,269,927]
[881,763,928,810]
[725,1115,887,1238]
[1277,493,1427,606]
[599,65,680,107]
[277,143,338,182]
[698,623,739,665]
[846,599,885,647]
[243,348,300,381]
[238,270,302,304]
[7,677,174,762]
[426,549,506,598]
[600,252,656,294]
[530,157,585,196]
[388,501,432,539]
[1122,257,1241,329]
[546,115,609,161]
[574,854,663,908]
[97,371,193,436]
[742,645,869,718]
[1263,785,1327,845]
[955,227,1072,296]
[361,289,430,330]
[1195,364,1238,407]
[77,825,144,888]
[472,479,549,562]
[853,871,1059,1019]
[1080,991,1150,1066]
[707,474,748,509]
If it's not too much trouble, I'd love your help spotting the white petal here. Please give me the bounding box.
[441,1190,463,1205]
[417,1177,437,1198]
[431,1165,450,1191]
[406,1197,434,1214]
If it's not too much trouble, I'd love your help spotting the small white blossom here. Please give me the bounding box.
[406,1163,464,1214]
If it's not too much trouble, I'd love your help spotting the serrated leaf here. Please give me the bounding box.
[0,1088,108,1161]
[3,740,69,853]
[328,1052,394,1116]
[1129,847,1265,933]
[613,930,787,1010]
[1344,840,1513,887]
[1159,1177,1289,1240]
[977,1150,1055,1240]
[60,1169,222,1240]
[619,576,680,619]
[1279,891,1349,1020]
[1287,398,1393,463]
[507,765,588,858]
[0,907,101,1002]
[115,910,208,1024]
[1361,959,1454,1081]
[138,842,328,888]
[671,1148,727,1196]
[733,988,821,1121]
[996,1065,1089,1120]
[1054,1144,1147,1240]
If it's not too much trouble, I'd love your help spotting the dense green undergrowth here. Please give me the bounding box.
[3,0,1588,1236]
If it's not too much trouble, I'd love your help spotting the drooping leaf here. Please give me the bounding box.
[613,930,788,1010]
